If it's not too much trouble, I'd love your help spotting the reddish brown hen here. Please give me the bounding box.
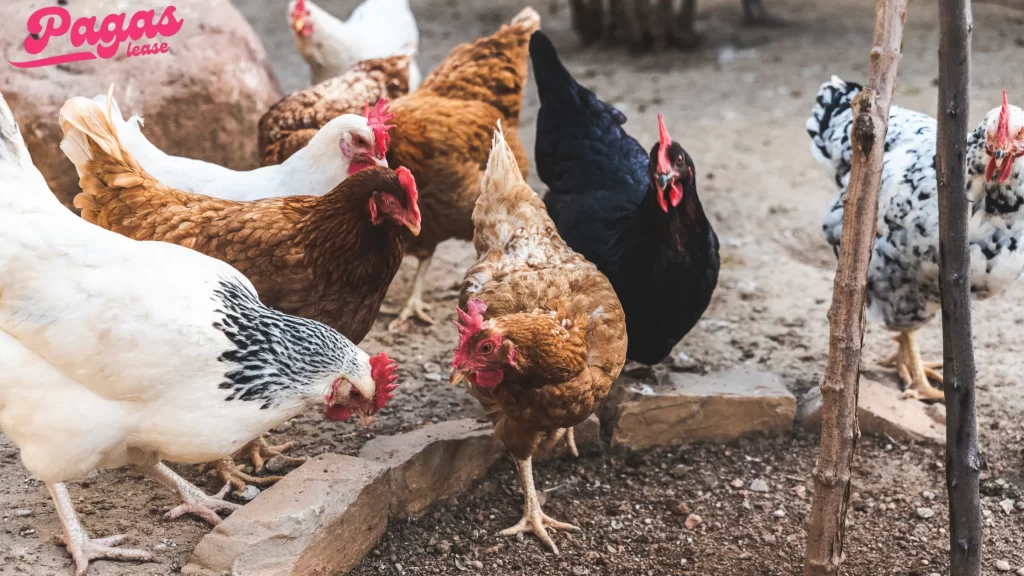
[259,7,541,331]
[450,125,627,554]
[59,92,420,490]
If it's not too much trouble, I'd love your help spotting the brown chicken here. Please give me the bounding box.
[450,125,627,554]
[59,93,421,490]
[259,7,540,331]
[259,54,414,166]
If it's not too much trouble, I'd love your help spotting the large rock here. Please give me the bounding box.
[797,378,945,445]
[604,368,796,450]
[1,0,282,210]
[358,419,504,517]
[183,454,390,576]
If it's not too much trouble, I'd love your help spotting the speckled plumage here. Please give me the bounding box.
[808,77,1024,332]
[459,127,627,460]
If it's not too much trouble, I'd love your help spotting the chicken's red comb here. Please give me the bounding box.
[363,98,396,160]
[369,352,399,411]
[454,299,488,337]
[291,0,306,22]
[996,90,1012,147]
[657,114,672,174]
[395,166,421,225]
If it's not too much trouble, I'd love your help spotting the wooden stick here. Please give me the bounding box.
[936,0,981,574]
[803,1,908,574]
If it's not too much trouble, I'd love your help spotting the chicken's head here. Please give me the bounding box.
[368,166,422,235]
[450,299,518,389]
[325,352,399,427]
[984,91,1024,184]
[289,0,313,37]
[648,115,696,213]
[316,113,392,176]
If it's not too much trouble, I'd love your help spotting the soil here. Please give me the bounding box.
[3,0,1024,575]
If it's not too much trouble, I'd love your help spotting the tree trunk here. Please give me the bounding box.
[936,0,981,574]
[803,1,908,574]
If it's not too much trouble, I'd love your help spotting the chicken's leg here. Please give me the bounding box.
[143,463,241,526]
[538,428,579,457]
[199,436,304,492]
[47,482,153,576]
[499,457,579,554]
[388,255,435,331]
[881,331,944,401]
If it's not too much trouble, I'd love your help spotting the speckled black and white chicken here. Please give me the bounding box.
[807,76,1024,401]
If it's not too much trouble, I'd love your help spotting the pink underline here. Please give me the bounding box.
[8,51,97,69]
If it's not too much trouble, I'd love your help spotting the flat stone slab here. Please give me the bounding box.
[183,454,390,576]
[797,378,945,445]
[358,419,504,517]
[605,368,796,450]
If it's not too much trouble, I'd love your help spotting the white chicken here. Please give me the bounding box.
[808,77,1024,401]
[0,92,399,575]
[90,92,394,202]
[289,0,422,89]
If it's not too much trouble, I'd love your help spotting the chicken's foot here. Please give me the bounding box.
[143,463,241,526]
[47,482,153,576]
[388,255,435,331]
[881,331,944,401]
[198,436,303,491]
[498,457,579,554]
[240,436,306,474]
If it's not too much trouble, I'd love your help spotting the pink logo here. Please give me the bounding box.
[9,6,184,69]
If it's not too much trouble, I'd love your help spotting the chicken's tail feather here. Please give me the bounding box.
[481,121,526,201]
[529,31,579,107]
[59,85,130,178]
[806,75,862,167]
[0,92,33,176]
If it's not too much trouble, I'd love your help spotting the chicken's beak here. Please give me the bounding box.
[656,172,673,192]
[358,412,374,428]
[292,18,305,34]
[450,369,467,387]
[405,217,421,237]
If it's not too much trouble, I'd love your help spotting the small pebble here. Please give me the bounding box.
[12,509,32,518]
[233,484,261,502]
[684,514,702,530]
[423,362,442,373]
[763,534,777,544]
[772,509,786,519]
[916,507,934,519]
[794,486,807,499]
[1015,567,1024,576]
[749,479,769,493]
[469,560,483,571]
[995,560,1011,572]
[730,478,744,489]
[424,372,442,383]
[999,500,1015,514]
[922,491,936,501]
[264,455,294,474]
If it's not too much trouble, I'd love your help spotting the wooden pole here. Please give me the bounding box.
[936,0,981,574]
[803,1,908,574]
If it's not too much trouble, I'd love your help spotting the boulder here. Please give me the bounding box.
[604,368,796,450]
[183,454,389,576]
[796,378,945,444]
[358,419,504,517]
[1,0,282,210]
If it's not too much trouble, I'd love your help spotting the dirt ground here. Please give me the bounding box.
[4,0,1024,575]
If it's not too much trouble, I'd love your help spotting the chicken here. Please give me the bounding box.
[450,124,627,554]
[59,91,419,489]
[288,0,421,88]
[262,7,540,332]
[260,54,415,166]
[808,77,1024,401]
[532,32,719,366]
[91,90,393,202]
[570,0,782,52]
[0,91,399,576]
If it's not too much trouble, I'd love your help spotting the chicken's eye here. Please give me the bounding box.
[354,136,367,147]
[479,342,494,355]
[384,195,397,207]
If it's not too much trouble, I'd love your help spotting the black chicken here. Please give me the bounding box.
[530,31,720,366]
